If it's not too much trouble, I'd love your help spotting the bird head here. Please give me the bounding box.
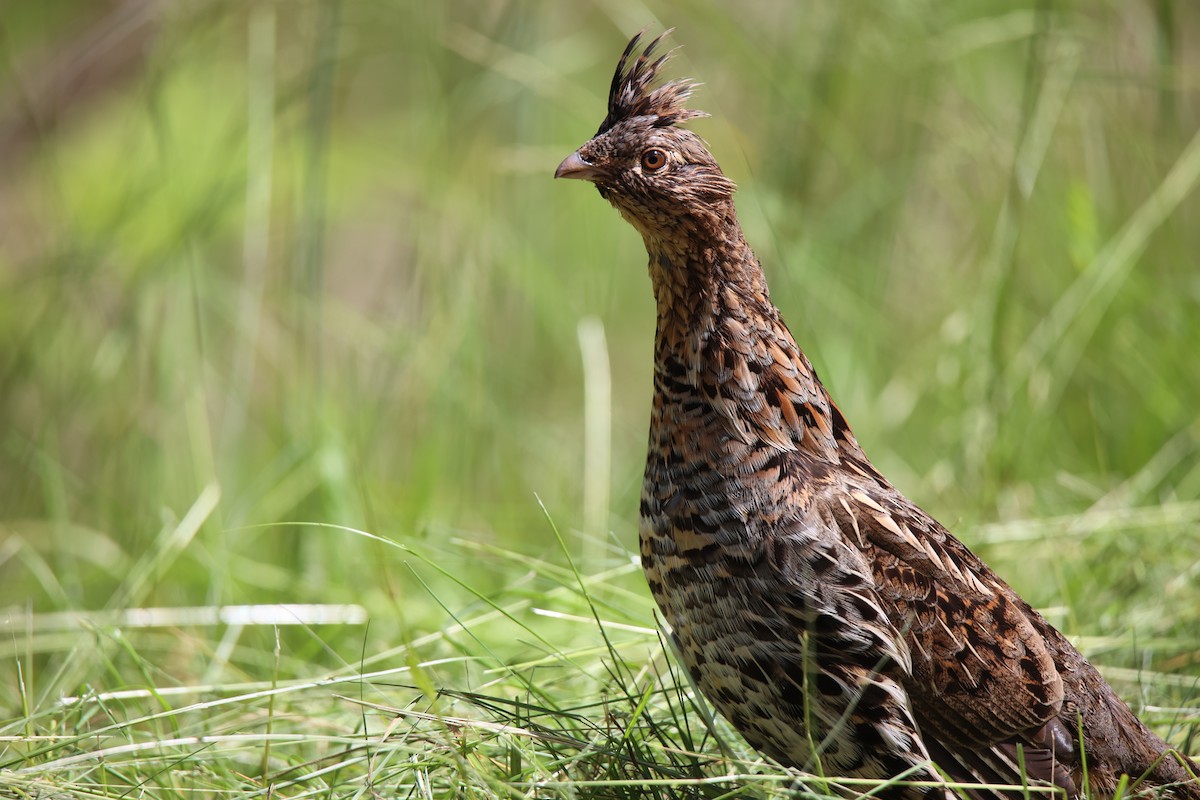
[555,31,737,241]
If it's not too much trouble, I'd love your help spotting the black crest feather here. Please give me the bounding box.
[596,29,707,136]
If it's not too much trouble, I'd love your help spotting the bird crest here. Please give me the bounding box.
[596,30,707,136]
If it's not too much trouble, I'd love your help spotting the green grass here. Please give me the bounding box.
[1,0,1199,796]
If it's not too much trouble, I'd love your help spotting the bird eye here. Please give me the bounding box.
[641,149,668,172]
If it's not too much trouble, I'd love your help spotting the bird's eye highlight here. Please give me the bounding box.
[641,149,668,172]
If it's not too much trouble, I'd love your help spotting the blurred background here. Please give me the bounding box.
[2,0,1199,783]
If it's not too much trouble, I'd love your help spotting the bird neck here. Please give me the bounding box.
[643,204,768,336]
[643,211,867,465]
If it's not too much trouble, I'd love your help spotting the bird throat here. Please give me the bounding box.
[644,215,773,351]
[642,208,759,334]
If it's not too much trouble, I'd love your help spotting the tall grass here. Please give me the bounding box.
[1,1,1197,795]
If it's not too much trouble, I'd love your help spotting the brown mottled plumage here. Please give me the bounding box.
[555,31,1200,800]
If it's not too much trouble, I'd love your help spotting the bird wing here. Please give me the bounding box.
[831,482,1077,794]
[697,302,1076,792]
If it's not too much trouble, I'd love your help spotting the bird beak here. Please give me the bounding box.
[555,150,600,181]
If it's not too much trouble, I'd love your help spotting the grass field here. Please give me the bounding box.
[2,1,1199,796]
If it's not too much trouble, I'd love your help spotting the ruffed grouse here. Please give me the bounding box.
[555,31,1199,800]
